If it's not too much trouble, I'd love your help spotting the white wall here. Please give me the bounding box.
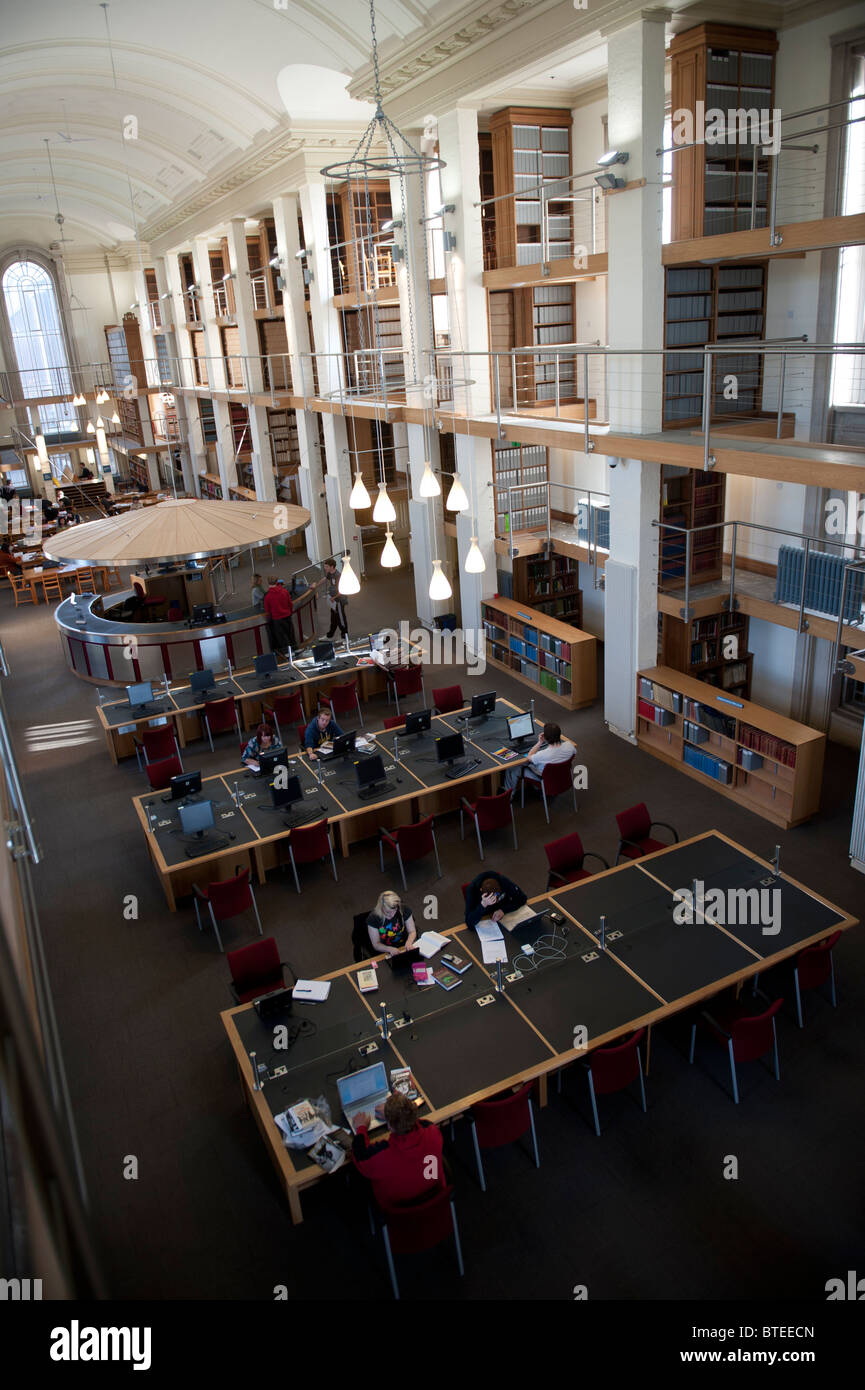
[62,263,137,368]
[748,616,799,715]
[725,475,811,566]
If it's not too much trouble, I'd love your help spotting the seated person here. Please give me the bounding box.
[241,722,278,770]
[303,705,344,759]
[0,481,16,503]
[503,721,577,791]
[352,1092,444,1208]
[42,499,60,522]
[0,542,22,574]
[367,890,417,958]
[465,871,528,931]
[79,465,94,480]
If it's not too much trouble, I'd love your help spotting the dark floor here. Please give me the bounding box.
[2,554,864,1302]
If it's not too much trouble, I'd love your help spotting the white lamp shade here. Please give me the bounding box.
[446,472,469,512]
[349,470,371,509]
[419,462,440,497]
[380,530,401,568]
[429,559,452,601]
[95,416,105,429]
[338,554,360,594]
[465,536,485,573]
[86,421,95,434]
[372,482,396,523]
[111,412,121,425]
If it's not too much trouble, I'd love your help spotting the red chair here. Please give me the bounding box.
[544,832,608,889]
[283,818,338,894]
[460,790,518,861]
[689,997,783,1105]
[387,665,426,715]
[226,937,289,1003]
[323,679,363,727]
[202,696,241,753]
[262,691,304,744]
[295,722,308,751]
[134,724,182,771]
[145,753,182,791]
[791,930,841,1028]
[376,1184,464,1300]
[615,803,679,863]
[468,1081,539,1191]
[193,867,263,952]
[584,1028,647,1136]
[520,754,577,823]
[432,684,464,715]
[132,578,167,614]
[379,815,442,890]
[382,715,405,730]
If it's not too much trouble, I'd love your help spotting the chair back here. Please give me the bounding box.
[730,1000,783,1063]
[392,666,423,697]
[41,573,64,600]
[392,816,435,863]
[616,803,651,846]
[540,754,575,796]
[461,882,470,903]
[9,573,34,602]
[383,715,405,730]
[74,567,95,592]
[146,754,182,791]
[142,726,176,762]
[795,931,841,991]
[204,697,237,732]
[288,818,330,864]
[544,832,585,877]
[378,1182,454,1256]
[471,1081,533,1149]
[432,684,464,714]
[475,790,514,831]
[295,721,308,750]
[352,911,373,962]
[326,681,357,715]
[206,869,253,920]
[227,938,282,1000]
[589,1028,646,1096]
[132,579,145,597]
[271,692,304,725]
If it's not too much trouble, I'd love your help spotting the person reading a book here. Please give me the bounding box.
[241,722,277,769]
[503,721,576,791]
[367,890,417,957]
[351,1092,444,1207]
[303,706,345,758]
[465,871,527,930]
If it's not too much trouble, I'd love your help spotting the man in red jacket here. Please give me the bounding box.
[352,1092,444,1207]
[263,574,295,655]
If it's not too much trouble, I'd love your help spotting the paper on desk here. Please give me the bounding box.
[475,919,507,964]
[500,904,538,932]
[246,760,260,773]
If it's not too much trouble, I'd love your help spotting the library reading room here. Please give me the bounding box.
[1,0,864,1344]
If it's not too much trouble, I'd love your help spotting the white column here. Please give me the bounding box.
[225,217,264,395]
[455,433,497,627]
[191,238,227,394]
[436,108,491,414]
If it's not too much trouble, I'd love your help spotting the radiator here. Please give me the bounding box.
[774,545,865,623]
[604,560,637,739]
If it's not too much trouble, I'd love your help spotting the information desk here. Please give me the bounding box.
[220,831,856,1223]
[132,700,533,907]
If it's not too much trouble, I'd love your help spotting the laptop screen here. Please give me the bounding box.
[337,1061,388,1107]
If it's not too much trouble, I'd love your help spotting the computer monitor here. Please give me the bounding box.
[370,631,387,653]
[189,668,216,693]
[312,640,335,664]
[259,746,289,780]
[404,708,432,736]
[436,731,465,767]
[270,775,303,810]
[355,753,386,791]
[178,799,214,838]
[168,770,202,802]
[254,652,279,679]
[507,711,535,745]
[331,731,357,758]
[127,681,154,709]
[470,690,497,720]
[192,602,215,624]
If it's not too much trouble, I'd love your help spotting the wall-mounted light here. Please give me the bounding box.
[269,255,283,268]
[221,272,236,282]
[381,218,403,233]
[160,291,173,300]
[594,170,625,191]
[597,150,629,167]
[294,248,308,259]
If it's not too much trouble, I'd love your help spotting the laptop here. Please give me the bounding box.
[336,1061,391,1135]
[388,946,422,974]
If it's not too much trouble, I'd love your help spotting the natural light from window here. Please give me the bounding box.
[2,260,76,435]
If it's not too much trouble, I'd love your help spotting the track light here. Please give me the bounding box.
[594,171,625,190]
[429,559,452,601]
[597,150,629,167]
[380,530,401,568]
[465,536,485,573]
[445,472,469,512]
[372,482,396,523]
[349,470,371,509]
[338,553,360,595]
[419,461,440,497]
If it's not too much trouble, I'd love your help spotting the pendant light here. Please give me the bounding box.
[465,536,485,573]
[338,553,360,594]
[349,469,371,509]
[419,461,440,497]
[429,559,452,601]
[446,471,469,512]
[34,431,49,467]
[111,411,121,426]
[372,481,396,523]
[380,529,401,568]
[72,391,86,407]
[86,420,95,434]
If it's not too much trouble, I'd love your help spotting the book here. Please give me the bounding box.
[292,979,331,1002]
[390,1067,418,1100]
[307,1128,351,1173]
[356,967,378,993]
[417,930,449,959]
[285,1099,318,1134]
[440,951,472,974]
[432,964,462,992]
[412,962,435,985]
[494,746,519,760]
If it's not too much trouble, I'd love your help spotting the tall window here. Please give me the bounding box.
[831,56,865,407]
[2,260,76,435]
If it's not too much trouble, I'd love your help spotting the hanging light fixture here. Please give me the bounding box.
[338,552,360,594]
[94,418,111,470]
[380,529,401,568]
[446,471,469,512]
[72,391,86,407]
[111,411,121,426]
[419,461,440,497]
[429,559,452,600]
[465,536,485,573]
[34,431,49,467]
[372,481,396,523]
[95,387,109,404]
[86,420,95,434]
[349,469,371,509]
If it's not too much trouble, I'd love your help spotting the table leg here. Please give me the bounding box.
[644,1023,652,1077]
[538,1074,549,1108]
[287,1185,304,1226]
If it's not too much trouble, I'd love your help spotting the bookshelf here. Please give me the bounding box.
[659,465,726,588]
[514,553,582,625]
[663,263,767,428]
[489,107,573,268]
[636,666,824,828]
[493,440,549,534]
[479,132,496,271]
[104,316,144,443]
[482,596,597,710]
[198,473,223,499]
[127,455,150,490]
[661,608,752,698]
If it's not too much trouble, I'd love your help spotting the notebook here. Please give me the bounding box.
[292,979,331,1002]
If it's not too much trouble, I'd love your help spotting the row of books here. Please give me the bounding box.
[639,679,682,713]
[510,636,539,663]
[739,723,797,767]
[638,699,676,726]
[683,696,737,740]
[541,652,571,679]
[539,670,570,695]
[683,743,734,785]
[514,621,539,643]
[539,632,571,659]
[691,640,720,664]
[721,662,750,689]
[529,576,576,596]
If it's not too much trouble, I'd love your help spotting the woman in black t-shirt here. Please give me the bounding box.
[367,890,417,958]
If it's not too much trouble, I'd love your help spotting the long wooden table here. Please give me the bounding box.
[220,830,857,1223]
[132,700,532,908]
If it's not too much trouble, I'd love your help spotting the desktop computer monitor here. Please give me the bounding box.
[404,708,432,736]
[470,691,497,720]
[127,681,154,709]
[259,746,289,779]
[355,753,385,792]
[436,731,465,767]
[192,603,215,624]
[254,652,278,678]
[370,631,387,653]
[178,799,214,838]
[331,731,357,758]
[312,640,335,664]
[169,770,202,801]
[271,775,303,810]
[507,711,534,745]
[189,668,216,693]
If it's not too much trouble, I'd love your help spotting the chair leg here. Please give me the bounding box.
[469,1119,486,1192]
[829,955,837,1007]
[794,969,804,1028]
[431,828,442,879]
[510,806,518,851]
[520,777,525,809]
[771,1020,780,1080]
[587,1069,601,1136]
[205,720,214,754]
[474,817,484,861]
[688,1023,696,1063]
[379,838,385,873]
[208,904,224,953]
[727,1039,739,1104]
[541,784,550,824]
[355,691,364,727]
[367,1200,376,1237]
[328,842,339,883]
[636,1046,647,1113]
[450,1200,465,1277]
[194,898,203,932]
[395,845,407,893]
[528,1099,540,1168]
[459,806,465,840]
[288,846,301,894]
[382,1226,400,1300]
[249,887,264,937]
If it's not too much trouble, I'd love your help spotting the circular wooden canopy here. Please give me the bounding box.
[42,497,310,567]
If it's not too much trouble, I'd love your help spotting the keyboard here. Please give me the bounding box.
[357,781,396,800]
[444,757,482,780]
[281,806,329,828]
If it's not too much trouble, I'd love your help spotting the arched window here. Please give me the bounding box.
[2,259,76,435]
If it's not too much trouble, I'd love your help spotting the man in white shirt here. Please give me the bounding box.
[504,722,575,791]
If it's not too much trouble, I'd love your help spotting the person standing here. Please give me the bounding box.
[251,572,265,609]
[323,557,349,640]
[263,573,295,654]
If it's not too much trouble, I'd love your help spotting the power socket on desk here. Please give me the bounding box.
[358,1041,379,1056]
[477,994,495,1007]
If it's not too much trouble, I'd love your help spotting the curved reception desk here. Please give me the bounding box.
[55,592,270,685]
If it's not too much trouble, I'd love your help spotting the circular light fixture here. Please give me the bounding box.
[446,472,469,512]
[465,536,485,573]
[338,553,360,594]
[429,559,452,600]
[380,529,401,568]
[419,461,440,497]
[349,470,371,509]
[372,482,396,523]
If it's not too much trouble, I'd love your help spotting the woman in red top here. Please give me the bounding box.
[352,1092,444,1207]
[263,574,295,654]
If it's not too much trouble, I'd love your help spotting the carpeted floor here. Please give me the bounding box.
[2,557,863,1302]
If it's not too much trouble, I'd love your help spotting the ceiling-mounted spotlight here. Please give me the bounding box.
[594,170,625,191]
[597,150,629,167]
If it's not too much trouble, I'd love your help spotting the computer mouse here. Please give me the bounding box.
[228,833,236,841]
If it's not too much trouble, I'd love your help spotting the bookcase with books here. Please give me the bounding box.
[660,608,752,698]
[513,553,582,624]
[663,263,768,429]
[660,465,726,588]
[493,441,549,534]
[481,596,596,710]
[635,665,824,828]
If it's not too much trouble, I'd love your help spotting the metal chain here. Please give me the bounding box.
[369,0,382,109]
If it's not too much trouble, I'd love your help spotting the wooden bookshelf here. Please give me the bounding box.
[482,596,597,710]
[663,262,768,428]
[104,315,144,443]
[489,107,573,269]
[493,440,549,535]
[660,464,726,588]
[636,665,824,828]
[199,472,223,499]
[514,553,582,625]
[661,608,752,698]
